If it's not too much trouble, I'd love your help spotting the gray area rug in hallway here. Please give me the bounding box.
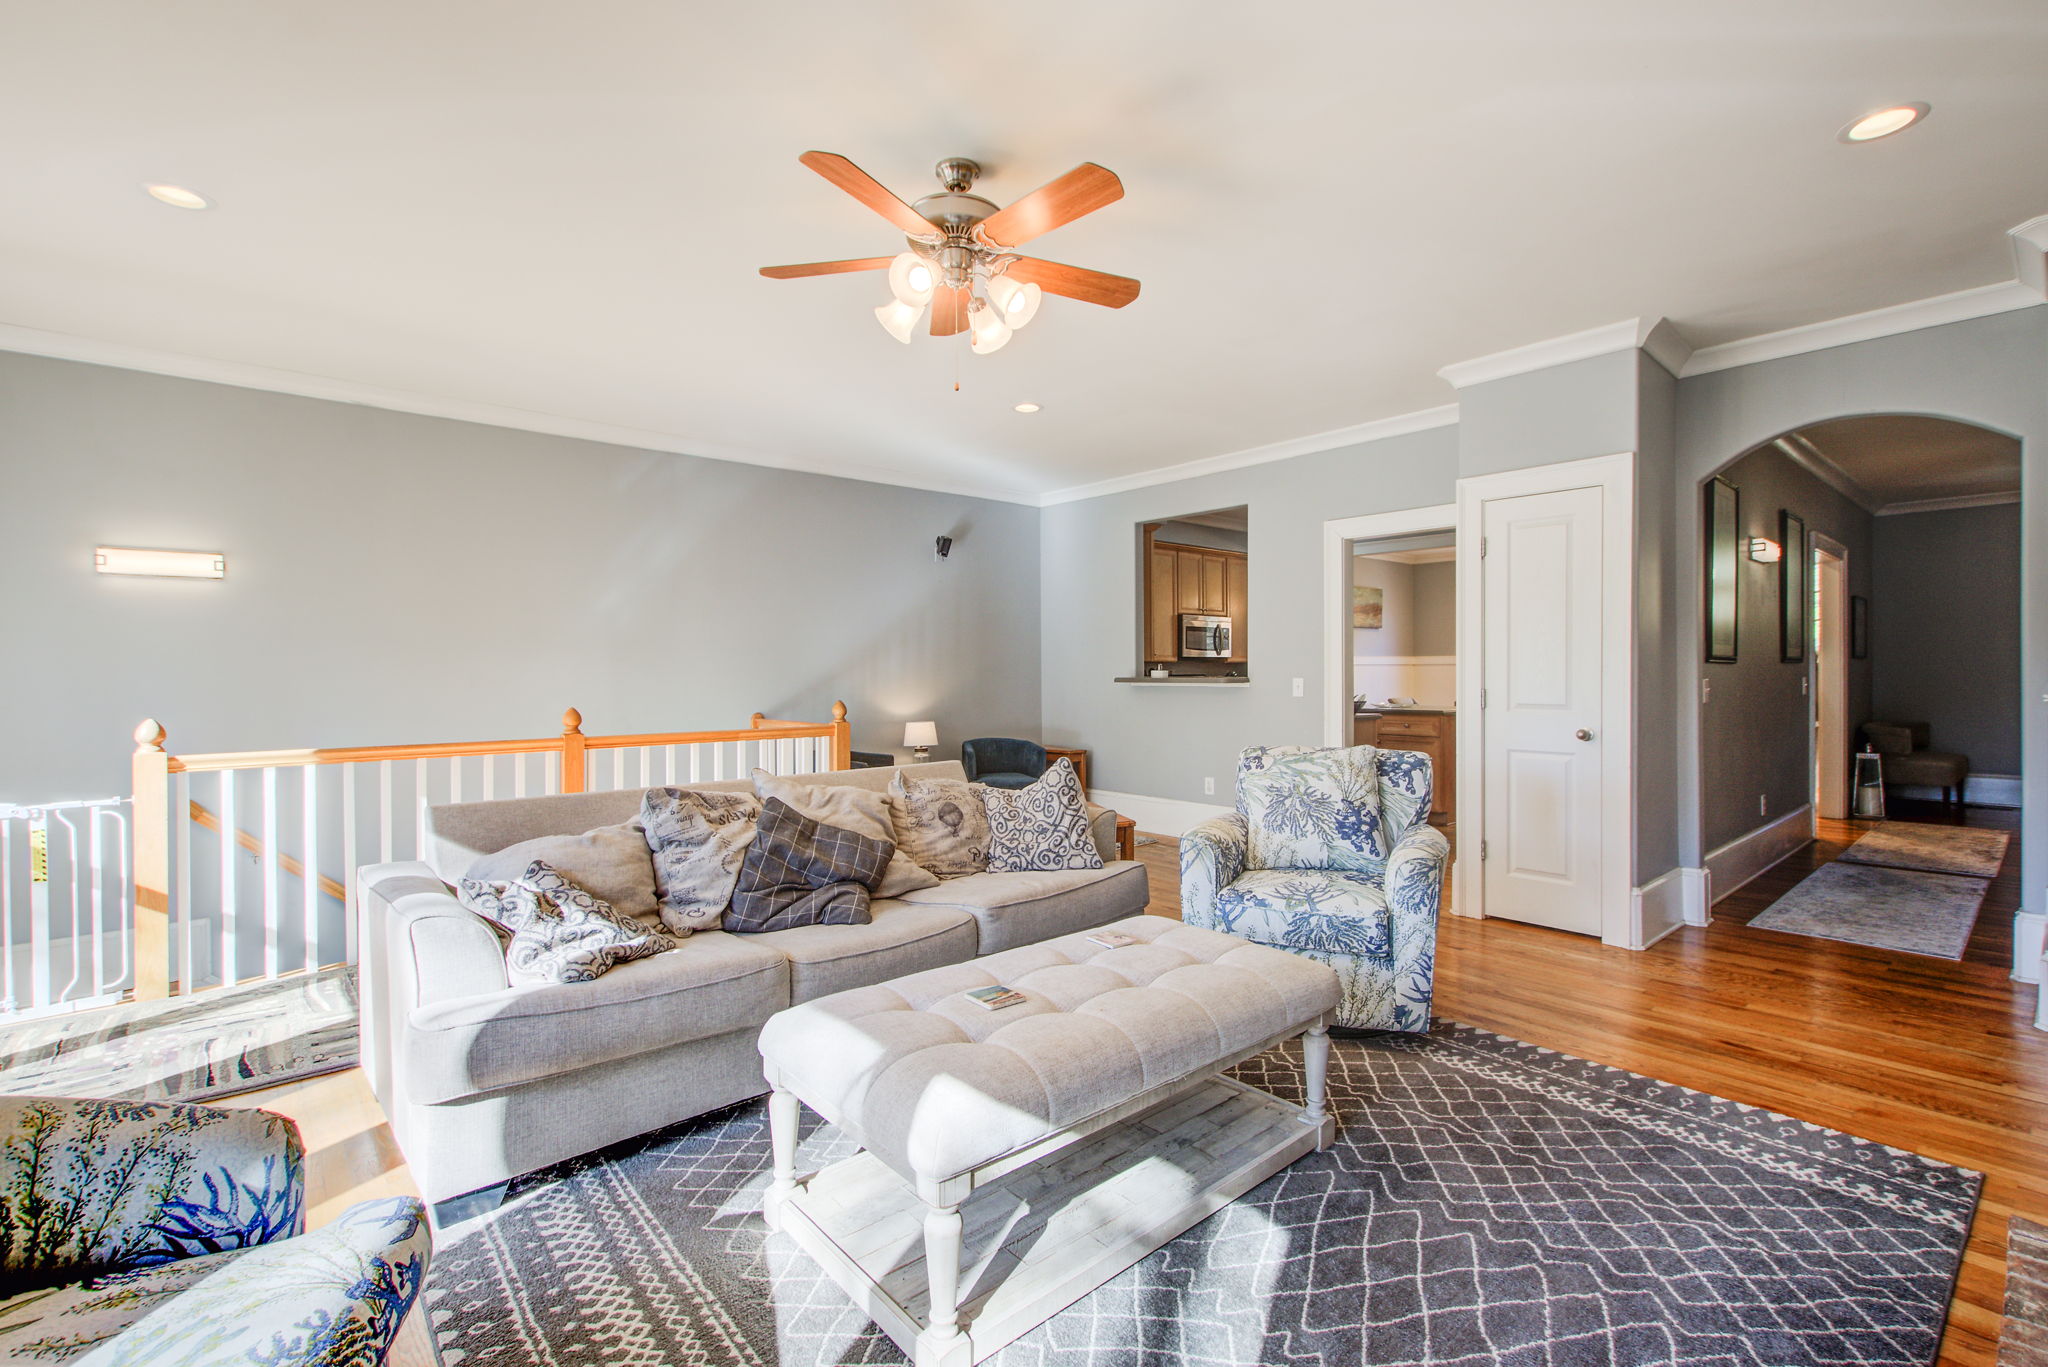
[425,1024,1979,1367]
[1748,860,1989,959]
[1835,820,2010,879]
[0,966,357,1102]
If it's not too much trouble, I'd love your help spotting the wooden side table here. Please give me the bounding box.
[1043,746,1089,794]
[1114,815,1136,862]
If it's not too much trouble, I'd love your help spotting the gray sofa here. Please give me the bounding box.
[356,761,1147,1207]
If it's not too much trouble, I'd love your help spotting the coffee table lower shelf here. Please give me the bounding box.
[772,1074,1332,1366]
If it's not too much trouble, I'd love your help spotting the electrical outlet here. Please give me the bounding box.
[1801,676,1809,695]
[1203,777,1216,796]
[1759,793,1768,816]
[1291,677,1305,698]
[1701,677,1711,704]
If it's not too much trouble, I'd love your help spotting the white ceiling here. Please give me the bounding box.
[3,1,2044,503]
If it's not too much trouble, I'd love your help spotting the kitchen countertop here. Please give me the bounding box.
[1355,704,1455,714]
[1114,675,1251,686]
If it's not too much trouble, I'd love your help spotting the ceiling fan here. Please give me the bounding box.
[760,152,1140,354]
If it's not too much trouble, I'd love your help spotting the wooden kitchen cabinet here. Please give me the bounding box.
[1146,543,1178,661]
[1373,710,1456,826]
[1141,536,1249,664]
[1225,555,1248,661]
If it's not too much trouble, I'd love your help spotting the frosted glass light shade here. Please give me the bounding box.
[968,303,1013,354]
[903,721,938,749]
[875,298,924,344]
[986,275,1041,328]
[888,252,935,306]
[95,546,225,578]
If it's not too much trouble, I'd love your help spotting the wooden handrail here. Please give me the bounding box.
[187,800,347,904]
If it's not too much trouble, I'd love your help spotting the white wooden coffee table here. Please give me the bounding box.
[757,917,1339,1367]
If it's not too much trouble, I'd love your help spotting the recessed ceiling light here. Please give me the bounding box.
[144,183,211,210]
[1839,103,1929,143]
[1014,402,1041,413]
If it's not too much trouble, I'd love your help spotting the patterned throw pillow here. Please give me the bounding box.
[640,788,761,934]
[1238,744,1387,872]
[726,798,892,933]
[887,771,990,879]
[751,771,939,898]
[458,860,675,985]
[983,758,1104,873]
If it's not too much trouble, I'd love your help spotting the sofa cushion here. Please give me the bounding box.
[727,798,892,934]
[754,771,939,898]
[403,931,789,1104]
[983,759,1103,873]
[895,863,1151,954]
[888,770,991,879]
[745,901,977,1004]
[641,787,761,934]
[1240,745,1389,871]
[462,820,659,926]
[1212,868,1392,962]
[457,860,676,985]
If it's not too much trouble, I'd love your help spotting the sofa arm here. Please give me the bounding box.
[1180,814,1249,929]
[360,862,508,1009]
[80,1196,431,1367]
[1085,802,1120,865]
[1386,824,1451,920]
[0,1097,305,1292]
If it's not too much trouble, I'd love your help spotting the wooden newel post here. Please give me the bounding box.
[830,700,852,771]
[560,707,587,794]
[130,720,173,999]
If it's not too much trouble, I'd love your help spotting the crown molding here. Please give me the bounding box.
[1034,404,1459,508]
[1772,433,1881,513]
[1436,316,1685,389]
[0,322,1041,507]
[2010,214,2048,297]
[1679,280,2044,378]
[1874,490,2021,516]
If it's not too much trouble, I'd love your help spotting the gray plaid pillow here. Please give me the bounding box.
[726,799,892,934]
[458,859,676,985]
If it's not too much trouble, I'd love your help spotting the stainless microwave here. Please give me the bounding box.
[1180,613,1232,658]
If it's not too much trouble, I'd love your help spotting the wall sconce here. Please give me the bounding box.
[1748,537,1782,564]
[903,721,938,762]
[95,546,226,579]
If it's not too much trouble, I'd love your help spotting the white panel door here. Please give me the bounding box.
[1481,485,1604,935]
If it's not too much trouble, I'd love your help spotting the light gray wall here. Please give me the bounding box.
[1673,304,2047,920]
[1412,561,1457,656]
[1696,444,1874,852]
[1152,519,1248,553]
[1041,426,1459,801]
[0,352,1042,804]
[1457,350,1641,478]
[1634,355,1682,881]
[1351,556,1418,657]
[1871,502,2023,775]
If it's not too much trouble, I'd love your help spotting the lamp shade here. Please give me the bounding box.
[903,721,938,750]
[985,274,1041,328]
[968,301,1013,355]
[875,298,924,344]
[888,252,935,306]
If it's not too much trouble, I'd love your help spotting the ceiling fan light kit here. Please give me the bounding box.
[762,151,1140,354]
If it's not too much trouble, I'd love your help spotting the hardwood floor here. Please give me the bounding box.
[246,804,2039,1366]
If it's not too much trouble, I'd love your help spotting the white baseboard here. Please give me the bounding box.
[1705,806,1814,905]
[2016,910,2045,986]
[1888,773,2022,809]
[1087,789,1231,840]
[1625,867,1691,950]
[1679,867,1710,926]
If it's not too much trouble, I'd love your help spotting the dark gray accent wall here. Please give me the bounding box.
[1673,304,2046,922]
[1040,426,1459,801]
[1871,503,2023,775]
[0,351,1042,804]
[1695,445,1874,852]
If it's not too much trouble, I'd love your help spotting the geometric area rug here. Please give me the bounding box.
[425,1023,1981,1367]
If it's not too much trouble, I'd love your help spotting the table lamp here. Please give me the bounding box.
[903,721,938,763]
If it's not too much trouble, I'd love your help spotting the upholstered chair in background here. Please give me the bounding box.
[1863,720,1971,808]
[1181,745,1448,1032]
[0,1095,430,1365]
[960,737,1049,790]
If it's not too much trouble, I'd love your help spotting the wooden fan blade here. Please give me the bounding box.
[1005,257,1141,308]
[759,257,894,279]
[930,284,969,336]
[976,163,1123,249]
[798,151,936,238]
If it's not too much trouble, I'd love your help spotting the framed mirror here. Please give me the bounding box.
[1779,509,1807,663]
[1704,477,1739,663]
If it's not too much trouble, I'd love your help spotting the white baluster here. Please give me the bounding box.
[176,773,193,993]
[545,750,559,794]
[689,745,702,784]
[482,755,497,801]
[262,767,281,979]
[514,753,530,798]
[379,761,394,863]
[88,808,105,996]
[220,772,239,988]
[2,817,16,1011]
[301,764,320,974]
[54,812,81,1005]
[665,745,677,785]
[611,748,625,792]
[341,766,358,966]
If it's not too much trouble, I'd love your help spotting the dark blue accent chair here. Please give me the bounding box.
[961,737,1047,790]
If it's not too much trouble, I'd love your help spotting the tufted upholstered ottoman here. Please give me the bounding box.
[757,914,1339,1367]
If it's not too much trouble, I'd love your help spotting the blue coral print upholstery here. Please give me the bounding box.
[1184,745,1449,1033]
[0,1097,428,1365]
[1238,744,1388,870]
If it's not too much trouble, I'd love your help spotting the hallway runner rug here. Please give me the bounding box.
[424,1022,1979,1367]
[1748,861,1989,959]
[0,966,357,1102]
[1835,821,2010,879]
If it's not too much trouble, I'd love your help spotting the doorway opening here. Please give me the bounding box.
[1811,535,1850,821]
[1350,532,1457,838]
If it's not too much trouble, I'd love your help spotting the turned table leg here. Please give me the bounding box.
[765,1085,800,1230]
[1301,1017,1333,1150]
[917,1200,972,1367]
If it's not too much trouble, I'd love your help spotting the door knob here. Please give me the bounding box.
[1575,729,1595,742]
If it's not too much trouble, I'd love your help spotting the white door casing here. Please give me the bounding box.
[1455,452,1636,946]
[1320,504,1459,749]
[1812,535,1850,821]
[1479,486,1606,935]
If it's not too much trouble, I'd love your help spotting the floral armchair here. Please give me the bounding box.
[1182,744,1449,1032]
[0,1095,430,1366]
